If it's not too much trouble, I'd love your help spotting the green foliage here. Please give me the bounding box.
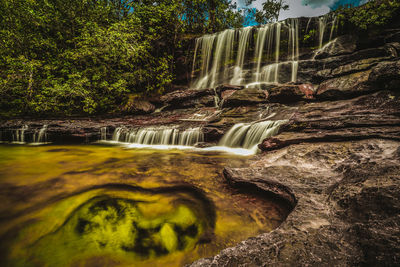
[0,0,245,117]
[303,29,316,42]
[253,0,289,24]
[337,0,400,30]
[180,0,244,33]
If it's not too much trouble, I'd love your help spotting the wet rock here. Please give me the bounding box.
[221,88,267,108]
[190,140,400,266]
[223,167,297,208]
[317,70,372,99]
[259,91,400,151]
[194,142,217,148]
[298,45,397,84]
[298,83,315,99]
[314,35,358,59]
[160,88,215,109]
[122,99,155,115]
[317,57,385,79]
[385,30,400,43]
[268,84,315,103]
[368,60,400,91]
[202,127,225,143]
[215,84,244,95]
[220,90,236,100]
[258,137,286,151]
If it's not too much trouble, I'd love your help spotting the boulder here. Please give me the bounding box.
[314,35,358,59]
[268,84,315,103]
[317,70,372,99]
[220,90,236,100]
[368,60,400,91]
[122,99,155,115]
[221,88,268,107]
[223,167,297,208]
[258,137,286,151]
[160,88,215,109]
[215,84,244,95]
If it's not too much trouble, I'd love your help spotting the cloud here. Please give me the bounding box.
[236,0,370,23]
[302,0,336,8]
[278,0,331,20]
[302,0,368,10]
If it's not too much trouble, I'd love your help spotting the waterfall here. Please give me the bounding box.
[273,22,282,83]
[191,15,338,89]
[329,15,337,42]
[318,16,327,49]
[13,125,28,143]
[288,18,299,82]
[305,17,312,34]
[110,126,203,147]
[230,26,252,85]
[191,34,217,89]
[100,127,107,141]
[33,125,48,144]
[318,14,337,49]
[218,120,287,152]
[253,23,275,83]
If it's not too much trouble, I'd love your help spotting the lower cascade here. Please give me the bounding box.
[218,120,287,152]
[33,125,48,144]
[110,126,204,146]
[13,125,28,143]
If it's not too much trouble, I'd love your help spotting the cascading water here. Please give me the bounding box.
[318,16,327,49]
[288,18,299,82]
[230,26,252,85]
[254,24,272,82]
[13,125,28,143]
[254,22,283,85]
[192,18,307,89]
[217,120,287,153]
[100,127,107,141]
[110,126,204,147]
[33,125,48,144]
[329,15,337,42]
[191,34,217,89]
[209,29,235,88]
[191,15,340,90]
[318,13,337,49]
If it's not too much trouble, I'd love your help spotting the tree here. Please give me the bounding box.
[0,0,250,116]
[253,0,289,24]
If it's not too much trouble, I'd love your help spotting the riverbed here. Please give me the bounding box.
[0,144,288,267]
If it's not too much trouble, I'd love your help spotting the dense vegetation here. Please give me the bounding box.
[0,0,248,116]
[337,0,400,30]
[0,0,398,117]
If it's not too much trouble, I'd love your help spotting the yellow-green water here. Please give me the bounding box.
[0,144,288,266]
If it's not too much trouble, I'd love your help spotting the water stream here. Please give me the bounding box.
[0,145,289,266]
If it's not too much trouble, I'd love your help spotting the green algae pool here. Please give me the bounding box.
[0,144,288,267]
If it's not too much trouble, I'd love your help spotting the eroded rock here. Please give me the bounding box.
[221,88,268,108]
[314,35,358,59]
[268,84,315,103]
[190,140,400,266]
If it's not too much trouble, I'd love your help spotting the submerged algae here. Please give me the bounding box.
[0,145,289,266]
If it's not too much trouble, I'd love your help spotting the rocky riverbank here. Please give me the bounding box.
[191,139,400,266]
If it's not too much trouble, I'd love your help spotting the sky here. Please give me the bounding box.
[236,0,369,23]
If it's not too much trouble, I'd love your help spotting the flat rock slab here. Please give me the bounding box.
[190,139,400,266]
